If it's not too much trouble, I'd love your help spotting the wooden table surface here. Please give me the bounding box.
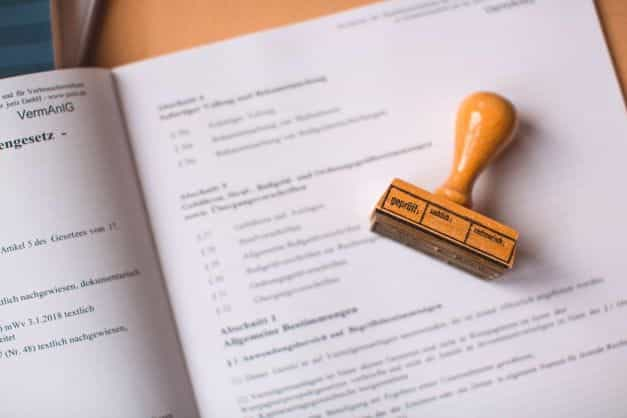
[90,0,627,100]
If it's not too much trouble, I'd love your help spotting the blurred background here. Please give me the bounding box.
[2,0,625,98]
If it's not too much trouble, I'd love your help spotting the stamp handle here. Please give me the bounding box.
[435,92,517,208]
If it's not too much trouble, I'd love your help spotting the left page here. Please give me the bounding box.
[0,69,198,418]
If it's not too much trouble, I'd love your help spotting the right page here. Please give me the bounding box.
[113,0,627,416]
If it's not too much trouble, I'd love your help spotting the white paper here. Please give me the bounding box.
[114,0,627,416]
[0,69,198,418]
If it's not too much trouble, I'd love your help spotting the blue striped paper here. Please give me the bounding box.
[0,0,54,78]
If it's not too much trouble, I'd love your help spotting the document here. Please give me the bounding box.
[0,70,198,417]
[113,0,627,417]
[2,0,626,417]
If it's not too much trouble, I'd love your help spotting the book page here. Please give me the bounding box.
[114,1,627,416]
[0,69,198,417]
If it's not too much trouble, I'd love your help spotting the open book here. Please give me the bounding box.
[2,1,626,417]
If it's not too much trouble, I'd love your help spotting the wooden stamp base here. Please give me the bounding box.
[371,179,518,280]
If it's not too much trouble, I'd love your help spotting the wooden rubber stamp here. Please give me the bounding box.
[371,92,519,279]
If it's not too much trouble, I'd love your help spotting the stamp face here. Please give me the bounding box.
[382,187,427,225]
[465,225,516,263]
[422,204,471,242]
[375,180,518,269]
